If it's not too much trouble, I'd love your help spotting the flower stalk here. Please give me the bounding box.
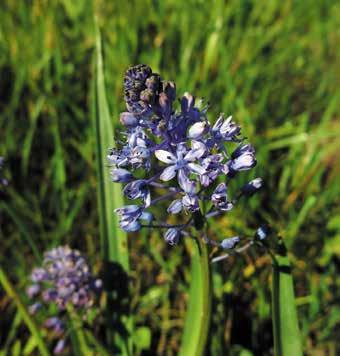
[180,235,211,356]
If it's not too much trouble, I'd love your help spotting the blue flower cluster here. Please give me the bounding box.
[109,65,262,247]
[27,246,102,354]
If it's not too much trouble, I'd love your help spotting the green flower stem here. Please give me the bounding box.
[271,243,303,356]
[179,235,212,356]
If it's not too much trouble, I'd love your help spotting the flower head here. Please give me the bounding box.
[110,64,261,250]
[27,246,102,354]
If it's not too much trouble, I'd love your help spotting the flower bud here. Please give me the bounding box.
[158,92,171,117]
[220,236,240,249]
[188,121,208,139]
[241,178,263,196]
[145,74,161,91]
[167,199,183,214]
[120,112,138,127]
[110,168,133,183]
[164,228,180,245]
[181,92,195,112]
[162,81,176,101]
[255,225,270,241]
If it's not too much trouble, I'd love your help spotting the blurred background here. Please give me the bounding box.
[1,0,339,355]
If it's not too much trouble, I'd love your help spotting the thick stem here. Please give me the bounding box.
[179,235,212,356]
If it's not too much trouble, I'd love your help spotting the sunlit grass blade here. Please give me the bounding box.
[93,21,129,269]
[179,236,211,356]
[272,243,303,356]
[0,267,50,356]
[93,21,131,354]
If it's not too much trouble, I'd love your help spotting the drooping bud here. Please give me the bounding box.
[164,228,180,245]
[241,177,263,196]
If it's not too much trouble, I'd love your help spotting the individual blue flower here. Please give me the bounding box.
[115,205,153,232]
[164,228,181,245]
[211,115,241,143]
[255,225,270,241]
[182,194,199,212]
[107,147,130,167]
[228,144,256,173]
[110,168,133,183]
[188,121,208,139]
[211,183,233,211]
[241,177,263,196]
[220,236,240,249]
[167,199,183,214]
[199,154,223,186]
[120,112,138,127]
[155,143,205,186]
[123,180,151,206]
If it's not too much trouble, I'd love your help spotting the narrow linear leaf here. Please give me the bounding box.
[179,236,211,356]
[0,267,50,356]
[67,307,91,356]
[92,21,132,355]
[85,330,110,356]
[1,202,41,261]
[272,245,303,356]
[93,21,129,269]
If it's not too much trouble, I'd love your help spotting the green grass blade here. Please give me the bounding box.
[272,244,303,356]
[0,267,50,356]
[92,22,132,354]
[179,236,211,356]
[84,331,110,356]
[93,21,129,269]
[67,306,91,356]
[0,202,41,261]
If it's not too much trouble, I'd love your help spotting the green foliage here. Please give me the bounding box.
[93,23,129,268]
[0,268,50,356]
[272,248,303,356]
[93,23,132,354]
[180,237,211,356]
[0,0,339,354]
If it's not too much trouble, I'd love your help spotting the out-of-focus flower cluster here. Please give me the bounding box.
[27,246,102,354]
[109,64,263,248]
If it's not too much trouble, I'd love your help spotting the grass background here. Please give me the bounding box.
[1,0,340,354]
